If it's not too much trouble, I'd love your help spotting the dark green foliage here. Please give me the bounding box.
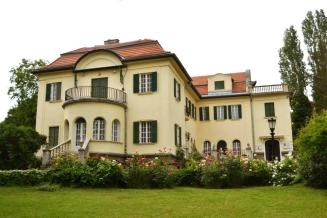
[0,123,46,170]
[3,95,38,128]
[174,167,203,187]
[189,144,203,161]
[8,59,46,103]
[47,156,126,187]
[242,160,272,186]
[295,110,327,188]
[291,92,312,136]
[279,26,312,136]
[302,10,327,112]
[0,170,47,186]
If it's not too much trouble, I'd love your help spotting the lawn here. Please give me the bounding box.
[0,184,326,218]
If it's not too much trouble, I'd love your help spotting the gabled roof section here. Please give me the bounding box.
[192,72,248,95]
[35,39,170,73]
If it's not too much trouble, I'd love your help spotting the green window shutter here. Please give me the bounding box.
[133,74,139,93]
[174,79,176,98]
[228,105,232,119]
[151,72,157,92]
[151,121,157,143]
[195,107,197,120]
[238,105,242,119]
[224,106,227,119]
[178,83,181,100]
[205,107,210,120]
[46,84,51,101]
[215,81,225,90]
[214,106,217,120]
[199,107,203,121]
[133,122,139,144]
[178,126,182,146]
[174,124,178,145]
[49,127,59,147]
[56,82,62,100]
[265,102,275,117]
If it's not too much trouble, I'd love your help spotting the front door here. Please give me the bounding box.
[91,78,108,98]
[265,139,280,161]
[217,140,227,155]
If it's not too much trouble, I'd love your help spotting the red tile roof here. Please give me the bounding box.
[192,72,248,95]
[38,39,169,71]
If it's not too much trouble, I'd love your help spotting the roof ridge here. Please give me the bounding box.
[61,39,159,56]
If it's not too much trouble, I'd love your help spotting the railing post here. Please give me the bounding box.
[78,148,86,163]
[42,148,51,167]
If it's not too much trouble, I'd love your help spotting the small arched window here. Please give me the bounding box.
[217,140,227,155]
[93,118,105,140]
[203,141,211,155]
[75,118,86,146]
[233,140,241,156]
[112,119,120,142]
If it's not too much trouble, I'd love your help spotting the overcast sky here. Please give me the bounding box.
[0,0,326,121]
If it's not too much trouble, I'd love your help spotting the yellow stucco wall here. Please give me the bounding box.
[35,51,293,160]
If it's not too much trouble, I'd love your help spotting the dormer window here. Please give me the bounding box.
[215,81,225,90]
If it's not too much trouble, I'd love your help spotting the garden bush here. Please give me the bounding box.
[270,156,298,186]
[242,159,271,186]
[0,169,47,186]
[295,110,327,188]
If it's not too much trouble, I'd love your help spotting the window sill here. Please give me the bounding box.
[91,139,123,144]
[48,99,62,103]
[138,91,153,95]
[135,143,156,145]
[230,118,242,121]
[264,116,276,119]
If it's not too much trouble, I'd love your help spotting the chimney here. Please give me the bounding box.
[104,39,120,45]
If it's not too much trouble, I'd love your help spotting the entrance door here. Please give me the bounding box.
[217,140,227,155]
[91,78,108,98]
[265,139,280,161]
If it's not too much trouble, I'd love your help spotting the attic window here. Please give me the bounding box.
[215,81,225,90]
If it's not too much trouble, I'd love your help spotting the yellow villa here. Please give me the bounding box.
[34,39,293,165]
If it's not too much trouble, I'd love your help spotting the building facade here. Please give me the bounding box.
[34,39,293,162]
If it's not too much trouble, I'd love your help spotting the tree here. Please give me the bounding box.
[295,110,327,188]
[279,26,312,136]
[0,123,46,170]
[302,10,327,112]
[4,59,46,128]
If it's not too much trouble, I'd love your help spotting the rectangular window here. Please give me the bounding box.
[139,73,152,93]
[265,102,275,117]
[174,124,182,146]
[229,104,242,120]
[46,82,61,101]
[139,121,151,144]
[174,79,181,100]
[214,106,227,120]
[200,107,210,121]
[215,81,225,90]
[49,126,59,147]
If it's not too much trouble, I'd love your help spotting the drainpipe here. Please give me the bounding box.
[250,93,256,154]
[124,107,127,156]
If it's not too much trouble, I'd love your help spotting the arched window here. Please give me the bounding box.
[112,119,120,142]
[93,118,105,140]
[203,141,211,155]
[232,140,241,156]
[75,118,86,146]
[217,140,227,155]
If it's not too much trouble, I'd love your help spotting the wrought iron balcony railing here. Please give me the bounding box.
[65,86,127,104]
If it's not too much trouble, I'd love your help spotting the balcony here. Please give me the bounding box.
[64,86,127,107]
[251,84,288,94]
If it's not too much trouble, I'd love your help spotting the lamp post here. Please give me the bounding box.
[268,117,276,140]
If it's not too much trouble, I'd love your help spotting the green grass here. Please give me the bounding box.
[0,184,326,218]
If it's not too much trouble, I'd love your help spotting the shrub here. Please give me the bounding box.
[295,110,327,188]
[0,169,47,186]
[242,159,271,186]
[270,156,298,186]
[0,123,46,170]
[174,166,203,187]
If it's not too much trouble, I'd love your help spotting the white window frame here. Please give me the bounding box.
[203,141,211,155]
[139,121,151,144]
[233,140,241,156]
[93,118,105,140]
[112,120,120,142]
[139,73,152,93]
[216,106,225,120]
[76,119,86,146]
[231,105,240,120]
[50,83,58,101]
